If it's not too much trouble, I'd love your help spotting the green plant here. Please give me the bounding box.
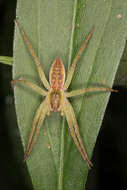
[7,0,127,189]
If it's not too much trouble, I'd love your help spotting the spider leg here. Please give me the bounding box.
[24,101,45,159]
[63,99,92,168]
[64,109,91,168]
[24,100,49,160]
[15,19,50,90]
[66,87,118,97]
[12,79,47,96]
[67,99,92,168]
[63,27,94,90]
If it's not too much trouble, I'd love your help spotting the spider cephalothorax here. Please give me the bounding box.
[13,19,117,169]
[49,90,62,112]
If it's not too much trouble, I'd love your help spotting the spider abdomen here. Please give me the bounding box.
[49,58,65,90]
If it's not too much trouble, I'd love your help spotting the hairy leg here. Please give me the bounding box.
[63,27,94,90]
[65,99,92,168]
[15,19,50,90]
[24,101,45,159]
[64,108,91,168]
[24,100,49,160]
[12,79,47,96]
[66,87,118,97]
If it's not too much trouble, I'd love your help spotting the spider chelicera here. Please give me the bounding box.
[12,19,117,169]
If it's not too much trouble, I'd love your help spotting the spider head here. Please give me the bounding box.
[49,90,63,112]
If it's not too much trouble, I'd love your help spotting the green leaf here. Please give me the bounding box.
[0,56,13,66]
[13,0,127,189]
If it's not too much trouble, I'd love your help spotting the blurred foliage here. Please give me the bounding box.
[0,56,13,65]
[0,0,33,189]
[115,43,127,86]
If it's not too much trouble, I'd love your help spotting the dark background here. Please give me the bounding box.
[0,1,127,189]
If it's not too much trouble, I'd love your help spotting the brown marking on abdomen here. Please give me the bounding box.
[49,58,65,90]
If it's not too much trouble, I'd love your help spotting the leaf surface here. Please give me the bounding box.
[13,0,127,189]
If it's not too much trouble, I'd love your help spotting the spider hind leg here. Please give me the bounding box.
[15,19,50,90]
[63,27,94,91]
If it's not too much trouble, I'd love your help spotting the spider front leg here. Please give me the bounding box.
[65,87,118,97]
[63,27,94,91]
[24,100,49,160]
[24,101,45,160]
[15,19,50,90]
[63,99,92,169]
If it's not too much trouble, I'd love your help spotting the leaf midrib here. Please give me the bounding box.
[58,1,78,189]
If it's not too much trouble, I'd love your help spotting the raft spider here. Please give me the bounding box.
[13,19,117,169]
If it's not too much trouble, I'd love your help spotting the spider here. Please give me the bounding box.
[12,19,117,169]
